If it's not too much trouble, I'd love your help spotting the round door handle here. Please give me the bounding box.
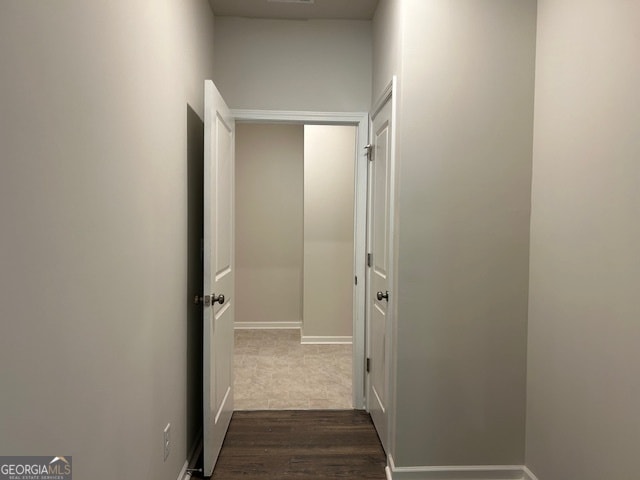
[376,291,389,301]
[212,293,225,305]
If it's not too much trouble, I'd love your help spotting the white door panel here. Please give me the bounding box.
[203,80,235,476]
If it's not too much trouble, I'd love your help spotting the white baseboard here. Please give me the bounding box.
[387,454,528,480]
[300,335,353,344]
[386,465,394,480]
[522,467,539,480]
[234,321,301,330]
[177,460,189,480]
[178,434,203,480]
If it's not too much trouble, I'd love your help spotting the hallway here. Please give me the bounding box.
[195,410,386,480]
[2,2,637,480]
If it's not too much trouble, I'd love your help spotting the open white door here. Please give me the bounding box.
[203,79,235,476]
[366,80,396,453]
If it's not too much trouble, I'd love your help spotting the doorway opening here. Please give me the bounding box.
[232,110,369,411]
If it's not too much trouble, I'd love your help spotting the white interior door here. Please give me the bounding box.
[203,79,235,476]
[366,87,394,453]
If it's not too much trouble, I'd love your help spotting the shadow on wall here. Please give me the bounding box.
[186,104,204,454]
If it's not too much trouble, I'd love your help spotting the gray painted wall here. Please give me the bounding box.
[303,125,356,339]
[213,17,372,112]
[0,2,216,479]
[372,0,402,104]
[234,123,356,338]
[373,0,537,467]
[526,1,640,479]
[235,123,304,327]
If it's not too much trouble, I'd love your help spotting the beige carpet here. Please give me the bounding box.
[234,329,352,410]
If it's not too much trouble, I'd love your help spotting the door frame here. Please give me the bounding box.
[231,109,369,409]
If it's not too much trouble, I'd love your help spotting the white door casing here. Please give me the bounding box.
[203,80,235,476]
[366,79,396,454]
[230,109,370,410]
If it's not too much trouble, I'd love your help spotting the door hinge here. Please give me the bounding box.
[365,144,373,161]
[367,253,372,267]
[355,276,358,285]
[366,358,371,373]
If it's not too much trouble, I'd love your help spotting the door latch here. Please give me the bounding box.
[194,294,225,306]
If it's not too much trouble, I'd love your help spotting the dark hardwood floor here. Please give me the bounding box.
[192,410,386,480]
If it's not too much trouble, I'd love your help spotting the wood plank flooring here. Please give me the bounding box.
[192,410,386,480]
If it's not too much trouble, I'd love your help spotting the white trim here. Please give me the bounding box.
[386,465,394,480]
[300,335,353,345]
[232,109,368,125]
[371,81,394,119]
[230,108,368,411]
[522,466,539,480]
[178,435,203,480]
[177,460,189,480]
[387,455,530,480]
[352,112,369,409]
[234,321,301,330]
[388,75,400,456]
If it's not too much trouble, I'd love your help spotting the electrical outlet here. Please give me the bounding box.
[163,423,170,461]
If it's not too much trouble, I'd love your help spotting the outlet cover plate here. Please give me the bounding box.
[163,423,170,461]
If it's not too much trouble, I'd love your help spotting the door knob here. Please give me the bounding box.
[212,293,225,305]
[376,291,389,301]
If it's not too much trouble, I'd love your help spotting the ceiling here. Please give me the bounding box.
[209,0,380,20]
